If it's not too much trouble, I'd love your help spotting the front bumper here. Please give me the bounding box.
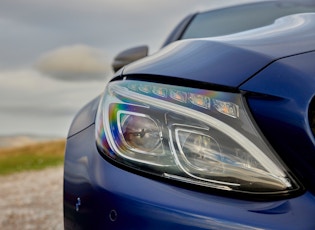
[64,124,315,230]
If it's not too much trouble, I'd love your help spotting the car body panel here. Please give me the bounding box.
[67,96,100,138]
[64,1,315,229]
[122,39,272,88]
[64,124,315,229]
[123,13,315,87]
[240,51,315,193]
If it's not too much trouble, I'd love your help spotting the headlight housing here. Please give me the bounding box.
[96,80,300,197]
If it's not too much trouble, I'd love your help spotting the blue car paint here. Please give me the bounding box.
[123,13,315,88]
[122,39,272,88]
[64,50,315,228]
[67,96,100,138]
[240,51,315,194]
[64,123,315,229]
[64,4,315,230]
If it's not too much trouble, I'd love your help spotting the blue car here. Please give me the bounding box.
[64,1,315,229]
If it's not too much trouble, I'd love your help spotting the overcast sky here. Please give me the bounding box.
[0,0,251,137]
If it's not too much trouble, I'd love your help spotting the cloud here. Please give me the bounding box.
[35,44,111,81]
[0,68,104,110]
[0,68,105,136]
[0,0,251,70]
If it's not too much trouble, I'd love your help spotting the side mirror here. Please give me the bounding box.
[112,45,149,72]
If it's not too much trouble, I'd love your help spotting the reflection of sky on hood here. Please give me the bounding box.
[0,0,254,137]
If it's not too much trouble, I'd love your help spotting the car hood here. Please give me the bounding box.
[122,13,315,88]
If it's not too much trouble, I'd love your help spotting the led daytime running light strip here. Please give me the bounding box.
[128,82,238,117]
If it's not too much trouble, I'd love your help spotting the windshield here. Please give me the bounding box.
[181,1,315,39]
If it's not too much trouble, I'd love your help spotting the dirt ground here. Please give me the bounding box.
[0,166,63,230]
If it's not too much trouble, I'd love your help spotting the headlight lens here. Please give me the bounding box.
[96,80,299,196]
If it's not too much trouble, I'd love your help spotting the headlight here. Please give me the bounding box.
[96,80,300,197]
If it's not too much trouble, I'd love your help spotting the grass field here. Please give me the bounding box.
[0,139,65,175]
